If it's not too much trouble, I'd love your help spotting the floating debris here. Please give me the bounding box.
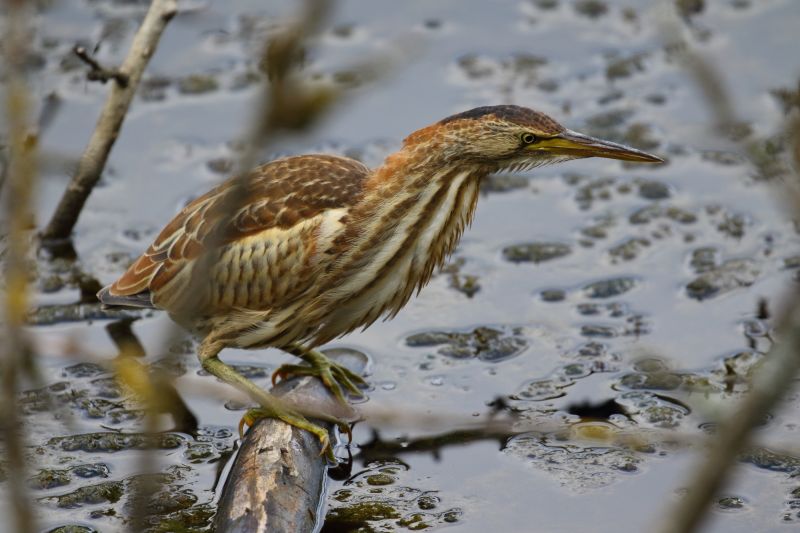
[505,430,643,492]
[177,74,219,95]
[406,326,528,363]
[502,242,572,264]
[686,259,760,300]
[582,277,638,299]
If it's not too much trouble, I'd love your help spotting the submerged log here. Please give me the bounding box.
[214,348,368,533]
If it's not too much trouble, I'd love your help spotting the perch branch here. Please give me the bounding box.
[39,0,178,246]
[215,349,366,533]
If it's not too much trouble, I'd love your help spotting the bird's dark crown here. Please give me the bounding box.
[439,104,564,135]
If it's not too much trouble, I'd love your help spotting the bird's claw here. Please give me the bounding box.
[272,354,367,405]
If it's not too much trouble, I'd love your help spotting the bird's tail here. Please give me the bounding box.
[96,285,156,309]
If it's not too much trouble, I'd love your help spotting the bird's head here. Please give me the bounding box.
[406,105,663,170]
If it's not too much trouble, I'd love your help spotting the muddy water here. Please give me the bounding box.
[2,0,800,532]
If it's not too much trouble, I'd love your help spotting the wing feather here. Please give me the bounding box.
[101,154,369,312]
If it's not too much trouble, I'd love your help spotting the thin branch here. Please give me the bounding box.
[39,0,178,247]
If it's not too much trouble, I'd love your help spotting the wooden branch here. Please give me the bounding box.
[39,0,178,246]
[215,349,367,533]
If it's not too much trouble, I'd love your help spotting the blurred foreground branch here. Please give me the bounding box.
[178,0,343,426]
[1,2,40,532]
[185,0,336,303]
[663,287,800,533]
[39,0,178,248]
[44,0,410,526]
[657,3,800,531]
[118,0,350,528]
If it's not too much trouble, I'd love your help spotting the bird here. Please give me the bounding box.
[98,104,662,454]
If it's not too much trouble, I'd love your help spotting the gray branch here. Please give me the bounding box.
[40,0,178,245]
[215,349,367,533]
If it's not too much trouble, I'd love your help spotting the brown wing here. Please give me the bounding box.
[102,154,369,310]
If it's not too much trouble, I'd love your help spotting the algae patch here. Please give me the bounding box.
[324,459,461,532]
[406,326,528,363]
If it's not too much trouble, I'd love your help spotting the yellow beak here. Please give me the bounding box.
[531,129,664,163]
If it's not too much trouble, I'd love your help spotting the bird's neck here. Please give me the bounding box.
[305,142,489,344]
[356,142,490,238]
[365,136,491,194]
[324,142,488,300]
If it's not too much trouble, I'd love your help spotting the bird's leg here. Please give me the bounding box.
[273,343,368,404]
[198,339,348,461]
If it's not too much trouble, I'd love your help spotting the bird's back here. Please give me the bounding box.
[98,154,370,319]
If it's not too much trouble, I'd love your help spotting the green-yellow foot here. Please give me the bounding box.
[198,349,351,462]
[272,347,368,404]
[238,406,352,462]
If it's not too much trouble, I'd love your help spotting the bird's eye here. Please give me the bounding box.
[521,133,537,145]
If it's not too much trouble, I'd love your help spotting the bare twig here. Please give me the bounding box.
[22,3,176,528]
[72,45,130,87]
[39,0,178,247]
[1,2,40,531]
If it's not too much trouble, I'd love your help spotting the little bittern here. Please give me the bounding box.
[99,105,662,453]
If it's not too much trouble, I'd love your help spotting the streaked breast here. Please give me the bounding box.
[311,169,481,343]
